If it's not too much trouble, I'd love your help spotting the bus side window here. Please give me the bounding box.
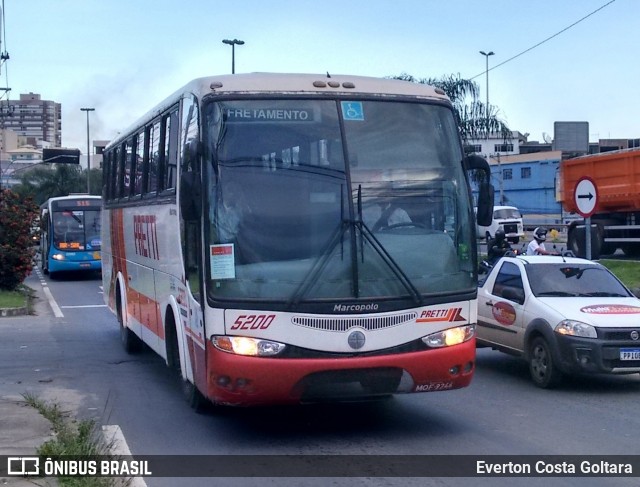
[123,138,134,197]
[163,109,179,191]
[133,129,146,197]
[115,145,125,199]
[147,120,161,194]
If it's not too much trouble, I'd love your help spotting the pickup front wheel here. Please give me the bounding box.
[528,336,562,388]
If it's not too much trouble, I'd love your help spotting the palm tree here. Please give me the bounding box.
[393,73,511,144]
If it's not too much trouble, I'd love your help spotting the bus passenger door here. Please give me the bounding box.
[181,218,205,382]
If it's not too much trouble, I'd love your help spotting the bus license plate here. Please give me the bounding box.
[620,349,640,361]
[80,263,91,268]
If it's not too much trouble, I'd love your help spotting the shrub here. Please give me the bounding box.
[0,189,38,290]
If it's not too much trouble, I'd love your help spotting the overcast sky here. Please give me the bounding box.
[3,0,634,153]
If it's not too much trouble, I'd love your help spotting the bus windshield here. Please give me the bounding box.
[204,98,474,306]
[52,209,102,251]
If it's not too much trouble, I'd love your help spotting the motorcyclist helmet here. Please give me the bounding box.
[495,229,505,241]
[533,227,547,242]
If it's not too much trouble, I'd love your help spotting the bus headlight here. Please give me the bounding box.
[52,253,66,261]
[421,325,475,348]
[555,320,597,338]
[211,336,286,357]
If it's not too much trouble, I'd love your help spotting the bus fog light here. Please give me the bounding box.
[212,336,286,357]
[422,325,475,348]
[52,253,66,261]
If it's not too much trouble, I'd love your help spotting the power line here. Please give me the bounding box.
[469,0,616,80]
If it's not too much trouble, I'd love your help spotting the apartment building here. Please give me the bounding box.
[0,92,62,147]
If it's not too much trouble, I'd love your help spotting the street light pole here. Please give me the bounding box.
[80,107,95,194]
[222,39,245,74]
[479,50,494,117]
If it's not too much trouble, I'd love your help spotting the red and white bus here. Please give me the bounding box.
[101,73,493,409]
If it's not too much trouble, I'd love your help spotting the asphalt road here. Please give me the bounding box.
[2,269,639,487]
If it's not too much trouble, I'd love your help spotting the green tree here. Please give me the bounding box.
[393,73,511,144]
[0,189,38,290]
[12,164,101,206]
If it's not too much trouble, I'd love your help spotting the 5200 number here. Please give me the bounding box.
[230,314,276,330]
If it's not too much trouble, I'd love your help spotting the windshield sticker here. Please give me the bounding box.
[341,101,364,121]
[492,301,516,326]
[211,244,236,279]
[580,305,640,315]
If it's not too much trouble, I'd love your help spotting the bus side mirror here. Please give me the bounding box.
[41,210,49,231]
[476,181,494,227]
[464,154,494,227]
[179,171,201,221]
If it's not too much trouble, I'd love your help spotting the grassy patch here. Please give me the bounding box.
[600,260,640,290]
[0,289,27,308]
[0,285,34,312]
[23,393,126,487]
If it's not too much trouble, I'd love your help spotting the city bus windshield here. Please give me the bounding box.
[203,98,474,308]
[52,209,102,251]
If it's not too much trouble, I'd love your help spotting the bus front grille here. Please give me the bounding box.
[292,312,417,332]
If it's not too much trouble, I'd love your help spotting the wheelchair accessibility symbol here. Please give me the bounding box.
[341,101,364,121]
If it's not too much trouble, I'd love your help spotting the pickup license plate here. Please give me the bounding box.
[620,348,640,361]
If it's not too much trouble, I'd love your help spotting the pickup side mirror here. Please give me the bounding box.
[464,154,494,227]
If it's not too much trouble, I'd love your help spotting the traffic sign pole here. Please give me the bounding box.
[585,217,591,260]
[574,177,598,260]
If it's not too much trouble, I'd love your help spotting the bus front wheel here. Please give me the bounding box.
[166,314,208,413]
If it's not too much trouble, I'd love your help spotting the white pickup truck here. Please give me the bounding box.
[476,254,640,388]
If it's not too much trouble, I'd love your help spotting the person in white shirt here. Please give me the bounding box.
[527,227,557,255]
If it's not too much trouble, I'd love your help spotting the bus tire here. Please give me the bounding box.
[165,312,208,413]
[116,285,141,354]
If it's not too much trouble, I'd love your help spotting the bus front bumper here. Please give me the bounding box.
[205,339,475,406]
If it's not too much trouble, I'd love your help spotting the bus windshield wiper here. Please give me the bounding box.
[357,220,424,306]
[286,220,349,310]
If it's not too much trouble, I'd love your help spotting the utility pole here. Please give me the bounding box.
[80,107,95,194]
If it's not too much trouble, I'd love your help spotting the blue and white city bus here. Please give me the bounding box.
[39,195,102,277]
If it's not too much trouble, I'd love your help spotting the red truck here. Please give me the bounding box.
[560,148,640,259]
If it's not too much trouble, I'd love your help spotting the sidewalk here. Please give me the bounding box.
[0,272,57,486]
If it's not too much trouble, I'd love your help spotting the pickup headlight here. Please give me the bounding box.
[555,320,597,338]
[211,336,286,356]
[422,324,475,348]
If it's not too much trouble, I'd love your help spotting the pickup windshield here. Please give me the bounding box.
[203,98,475,308]
[527,264,631,298]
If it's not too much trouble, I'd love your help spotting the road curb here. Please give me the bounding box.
[0,305,29,317]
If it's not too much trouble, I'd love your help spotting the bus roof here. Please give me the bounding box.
[107,73,451,150]
[185,73,449,98]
